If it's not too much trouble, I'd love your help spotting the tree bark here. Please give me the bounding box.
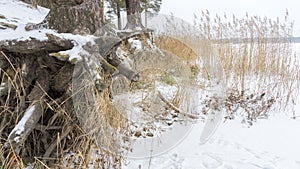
[101,0,105,22]
[48,0,102,34]
[6,63,50,154]
[0,34,73,54]
[125,0,144,29]
[26,0,103,34]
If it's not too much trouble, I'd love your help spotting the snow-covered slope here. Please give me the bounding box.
[0,0,54,41]
[123,114,300,169]
[0,0,48,24]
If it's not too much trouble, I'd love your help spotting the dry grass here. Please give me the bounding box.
[224,14,297,114]
[1,10,300,169]
[0,53,123,168]
[155,36,198,61]
[190,11,298,115]
[158,10,299,119]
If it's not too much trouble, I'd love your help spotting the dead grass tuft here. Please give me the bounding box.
[193,10,299,116]
[160,10,300,119]
[0,51,123,168]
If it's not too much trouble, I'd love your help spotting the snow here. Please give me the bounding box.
[123,114,300,169]
[199,108,223,144]
[0,0,53,41]
[8,105,35,143]
[218,115,300,162]
[2,1,300,168]
[122,43,300,169]
[0,82,6,92]
[122,72,300,168]
[128,38,143,50]
[0,0,48,24]
[56,33,96,62]
[0,0,96,62]
[0,26,55,41]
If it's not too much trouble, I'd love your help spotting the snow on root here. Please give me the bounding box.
[8,105,36,144]
[0,0,97,63]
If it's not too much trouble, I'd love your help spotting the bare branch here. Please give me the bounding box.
[157,91,199,119]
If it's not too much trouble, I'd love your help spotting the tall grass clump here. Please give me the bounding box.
[194,10,300,116]
[157,11,300,118]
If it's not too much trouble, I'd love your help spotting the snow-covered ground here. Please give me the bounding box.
[123,114,300,169]
[123,44,300,169]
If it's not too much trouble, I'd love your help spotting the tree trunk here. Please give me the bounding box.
[125,0,144,30]
[26,0,103,34]
[145,5,148,27]
[117,1,122,30]
[101,0,105,22]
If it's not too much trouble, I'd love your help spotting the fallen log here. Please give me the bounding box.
[157,91,199,119]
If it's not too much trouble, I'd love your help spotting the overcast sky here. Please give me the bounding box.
[160,0,300,36]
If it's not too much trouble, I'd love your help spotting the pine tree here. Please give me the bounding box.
[140,0,162,26]
[106,0,162,29]
[106,0,126,29]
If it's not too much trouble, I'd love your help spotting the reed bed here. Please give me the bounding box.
[200,10,299,116]
[160,10,300,117]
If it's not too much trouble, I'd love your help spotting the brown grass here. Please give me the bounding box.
[0,53,123,168]
[194,10,299,114]
[155,36,198,61]
[159,10,299,116]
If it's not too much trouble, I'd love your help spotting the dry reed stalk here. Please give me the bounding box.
[190,10,299,114]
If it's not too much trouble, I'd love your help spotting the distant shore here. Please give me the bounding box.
[211,37,300,44]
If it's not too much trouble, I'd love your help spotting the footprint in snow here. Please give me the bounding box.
[201,152,224,169]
